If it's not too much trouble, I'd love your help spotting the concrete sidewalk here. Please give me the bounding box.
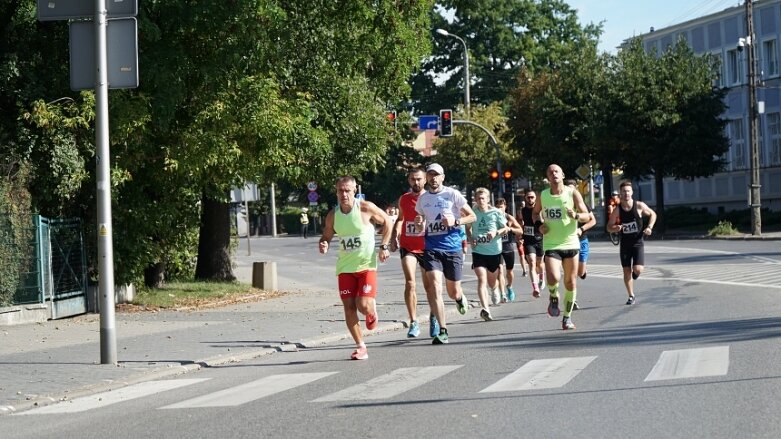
[0,235,456,414]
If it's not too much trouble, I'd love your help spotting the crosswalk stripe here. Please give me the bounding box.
[645,346,729,381]
[160,372,337,409]
[17,379,210,415]
[584,264,781,289]
[479,356,597,392]
[311,365,462,402]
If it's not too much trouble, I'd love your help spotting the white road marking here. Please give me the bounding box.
[161,373,337,409]
[18,379,210,415]
[312,366,462,402]
[480,356,597,392]
[583,264,781,289]
[645,346,730,381]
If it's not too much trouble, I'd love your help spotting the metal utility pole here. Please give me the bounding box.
[95,0,117,364]
[746,0,762,235]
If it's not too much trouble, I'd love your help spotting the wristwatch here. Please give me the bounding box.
[379,244,389,251]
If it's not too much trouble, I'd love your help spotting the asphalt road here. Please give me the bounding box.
[3,238,781,438]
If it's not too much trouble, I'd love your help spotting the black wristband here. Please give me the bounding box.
[534,220,543,228]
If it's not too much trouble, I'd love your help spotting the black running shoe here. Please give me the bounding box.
[547,297,560,317]
[626,296,635,305]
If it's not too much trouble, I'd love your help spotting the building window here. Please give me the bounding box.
[729,119,746,170]
[763,39,779,77]
[769,112,781,165]
[727,49,742,85]
[711,52,723,87]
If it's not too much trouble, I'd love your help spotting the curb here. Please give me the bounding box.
[0,299,472,415]
[0,309,455,415]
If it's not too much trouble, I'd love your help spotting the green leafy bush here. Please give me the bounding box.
[0,166,33,306]
[708,220,739,236]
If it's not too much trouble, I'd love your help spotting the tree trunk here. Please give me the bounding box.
[654,173,666,234]
[195,193,236,281]
[144,262,166,288]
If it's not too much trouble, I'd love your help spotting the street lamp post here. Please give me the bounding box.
[436,29,470,118]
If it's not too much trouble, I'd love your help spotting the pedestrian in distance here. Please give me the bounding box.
[390,168,433,338]
[607,190,621,245]
[606,180,657,305]
[300,208,310,239]
[564,178,597,310]
[319,176,392,360]
[519,190,545,298]
[495,197,524,302]
[466,188,509,321]
[514,199,530,277]
[414,163,477,344]
[532,164,591,330]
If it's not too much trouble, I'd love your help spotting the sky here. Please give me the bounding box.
[567,0,744,53]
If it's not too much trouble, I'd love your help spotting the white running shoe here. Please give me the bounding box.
[491,288,501,305]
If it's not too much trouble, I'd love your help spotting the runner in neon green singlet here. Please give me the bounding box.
[540,185,580,252]
[532,164,590,331]
[334,199,378,275]
[319,176,392,360]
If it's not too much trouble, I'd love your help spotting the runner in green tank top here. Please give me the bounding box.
[532,164,591,331]
[319,176,392,360]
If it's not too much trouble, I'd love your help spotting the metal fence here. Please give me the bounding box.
[0,214,87,318]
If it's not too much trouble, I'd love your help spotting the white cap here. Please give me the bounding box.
[426,163,444,175]
[302,208,308,212]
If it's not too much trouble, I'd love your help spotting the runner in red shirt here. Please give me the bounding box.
[390,168,433,338]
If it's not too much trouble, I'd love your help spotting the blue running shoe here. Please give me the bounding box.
[429,314,440,338]
[407,320,420,338]
[506,287,516,302]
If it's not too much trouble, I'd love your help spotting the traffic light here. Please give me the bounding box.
[489,168,499,194]
[386,110,397,129]
[439,109,453,137]
[503,168,513,194]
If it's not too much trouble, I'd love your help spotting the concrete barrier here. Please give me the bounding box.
[252,262,278,291]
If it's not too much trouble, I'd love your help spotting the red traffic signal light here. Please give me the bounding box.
[489,169,499,180]
[387,110,397,129]
[439,109,453,137]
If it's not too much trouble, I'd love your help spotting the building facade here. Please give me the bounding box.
[627,0,781,213]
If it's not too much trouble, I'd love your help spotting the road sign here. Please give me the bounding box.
[307,192,319,203]
[69,18,139,90]
[307,181,318,192]
[575,164,590,180]
[594,173,604,185]
[38,0,138,21]
[418,115,438,130]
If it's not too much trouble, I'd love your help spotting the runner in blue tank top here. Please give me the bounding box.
[413,163,476,345]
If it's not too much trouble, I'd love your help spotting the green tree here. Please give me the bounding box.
[611,39,729,231]
[507,37,729,232]
[410,0,602,114]
[4,0,434,286]
[507,43,613,178]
